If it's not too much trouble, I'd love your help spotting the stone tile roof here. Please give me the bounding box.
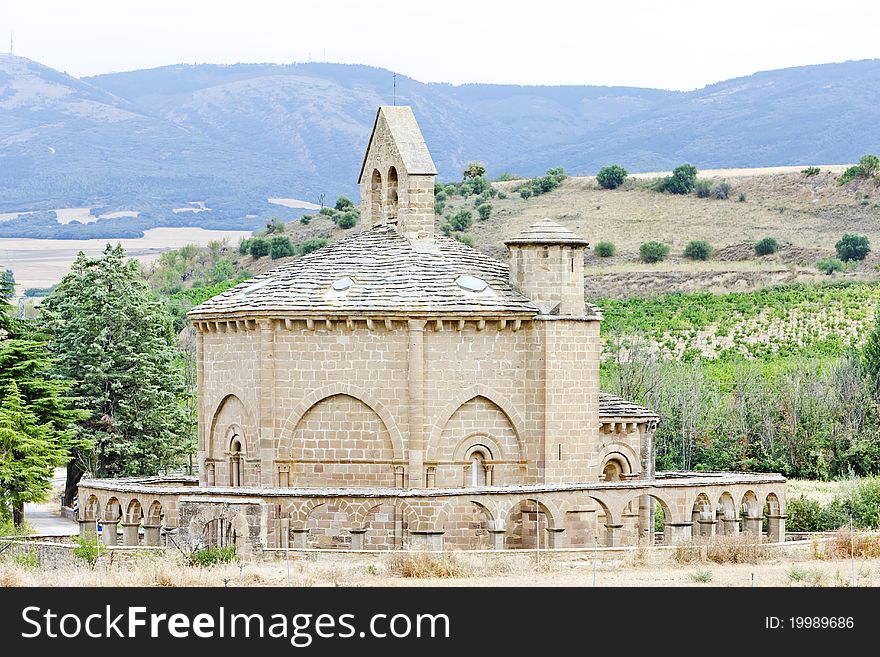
[505,218,591,246]
[188,224,544,319]
[358,106,437,181]
[598,392,659,420]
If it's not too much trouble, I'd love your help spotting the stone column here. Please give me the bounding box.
[665,523,693,545]
[767,515,786,543]
[101,522,118,546]
[722,516,739,535]
[78,520,96,539]
[638,495,652,544]
[121,523,140,546]
[143,525,161,547]
[290,528,309,549]
[278,518,290,549]
[546,527,566,549]
[406,319,426,488]
[488,529,507,550]
[258,319,276,486]
[605,523,623,548]
[742,516,763,538]
[698,519,717,538]
[349,529,367,551]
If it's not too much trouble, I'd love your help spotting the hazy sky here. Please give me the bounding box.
[1,0,879,90]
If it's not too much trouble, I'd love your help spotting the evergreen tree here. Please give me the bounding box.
[0,382,70,525]
[40,245,191,503]
[0,269,14,302]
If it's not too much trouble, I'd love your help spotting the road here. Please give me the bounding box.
[23,468,77,537]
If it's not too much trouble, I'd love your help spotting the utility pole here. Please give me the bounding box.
[9,31,13,55]
[393,73,397,106]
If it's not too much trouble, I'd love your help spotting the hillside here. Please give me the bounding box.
[2,55,880,238]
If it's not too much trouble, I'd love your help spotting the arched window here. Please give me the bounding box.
[386,166,399,221]
[370,169,382,223]
[468,450,488,487]
[602,459,624,482]
[230,436,242,487]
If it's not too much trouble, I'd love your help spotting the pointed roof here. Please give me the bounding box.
[505,218,590,246]
[188,224,542,320]
[598,392,659,420]
[358,106,437,183]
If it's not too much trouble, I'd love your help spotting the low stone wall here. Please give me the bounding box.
[77,472,786,554]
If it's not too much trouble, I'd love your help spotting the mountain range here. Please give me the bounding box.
[1,54,878,237]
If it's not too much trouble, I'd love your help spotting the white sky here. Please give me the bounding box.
[1,0,878,90]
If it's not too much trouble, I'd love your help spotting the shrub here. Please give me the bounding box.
[434,190,447,203]
[300,215,312,225]
[477,204,492,221]
[712,181,731,200]
[785,495,827,532]
[434,200,445,215]
[655,164,698,194]
[318,207,336,217]
[188,545,238,568]
[595,241,616,257]
[683,240,713,261]
[299,238,328,255]
[269,236,294,259]
[694,180,712,198]
[265,217,285,234]
[497,191,507,199]
[248,238,269,258]
[447,209,473,232]
[387,552,469,578]
[640,241,671,263]
[688,569,713,583]
[738,192,747,202]
[835,233,871,261]
[334,210,359,229]
[238,239,251,255]
[754,237,780,256]
[839,155,879,185]
[596,164,628,190]
[494,172,517,182]
[13,549,40,568]
[817,257,845,275]
[72,536,106,570]
[334,195,355,211]
[518,187,532,199]
[802,166,821,176]
[454,233,474,247]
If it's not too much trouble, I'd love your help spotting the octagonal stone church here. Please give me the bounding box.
[77,107,786,553]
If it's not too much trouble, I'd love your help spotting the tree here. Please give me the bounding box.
[334,210,359,229]
[463,162,486,180]
[334,196,355,211]
[39,244,190,504]
[639,241,671,263]
[477,204,492,221]
[249,238,270,258]
[446,210,473,232]
[655,164,698,194]
[0,382,70,525]
[0,270,14,303]
[835,234,871,262]
[595,241,616,257]
[270,236,295,259]
[596,165,628,190]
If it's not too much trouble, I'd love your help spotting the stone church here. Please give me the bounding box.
[77,107,786,552]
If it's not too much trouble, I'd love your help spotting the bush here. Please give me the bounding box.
[639,241,671,263]
[802,166,821,176]
[453,233,474,247]
[518,187,532,199]
[517,167,566,198]
[754,237,780,256]
[13,549,40,568]
[188,545,238,568]
[298,238,327,255]
[334,210,359,229]
[434,200,445,215]
[738,192,747,202]
[694,180,712,198]
[238,239,251,255]
[712,181,731,200]
[447,209,473,232]
[817,257,845,274]
[839,155,879,185]
[269,236,295,259]
[72,536,106,570]
[334,195,355,211]
[654,164,698,194]
[248,238,269,258]
[595,241,616,257]
[683,240,713,261]
[835,233,871,261]
[477,204,492,221]
[387,552,470,578]
[318,207,336,217]
[688,569,713,583]
[596,164,628,190]
[300,215,312,225]
[785,495,827,532]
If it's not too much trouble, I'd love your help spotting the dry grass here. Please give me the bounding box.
[813,530,880,560]
[386,552,471,579]
[672,534,773,565]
